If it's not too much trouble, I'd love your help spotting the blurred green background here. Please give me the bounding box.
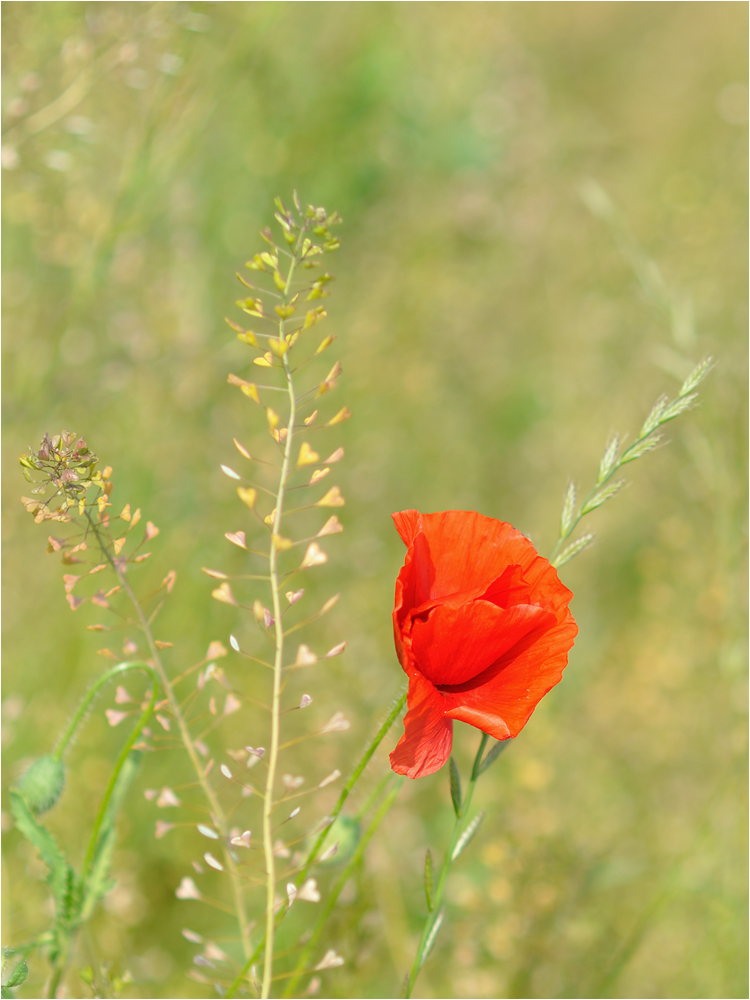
[2,3,747,998]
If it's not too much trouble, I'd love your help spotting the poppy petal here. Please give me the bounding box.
[480,564,532,607]
[392,509,422,548]
[443,610,578,736]
[410,600,554,687]
[389,674,453,779]
[398,511,526,601]
[393,530,435,628]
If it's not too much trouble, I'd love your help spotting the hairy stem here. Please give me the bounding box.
[282,776,405,997]
[85,514,253,961]
[43,661,157,997]
[404,733,489,998]
[81,664,157,878]
[53,660,156,761]
[225,690,407,999]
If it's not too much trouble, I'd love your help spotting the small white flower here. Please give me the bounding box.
[298,878,321,903]
[321,712,350,733]
[175,877,201,900]
[156,787,181,808]
[314,949,344,970]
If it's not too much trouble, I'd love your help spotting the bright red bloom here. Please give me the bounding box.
[389,510,578,779]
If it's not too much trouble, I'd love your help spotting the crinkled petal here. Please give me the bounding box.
[443,610,578,736]
[480,564,532,608]
[394,510,521,601]
[392,509,422,548]
[410,600,554,687]
[389,674,453,779]
[393,530,434,636]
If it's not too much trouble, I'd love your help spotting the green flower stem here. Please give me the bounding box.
[53,660,156,761]
[261,239,301,1000]
[224,689,407,999]
[404,733,489,999]
[282,775,405,998]
[81,664,157,879]
[85,513,254,963]
[299,690,407,884]
[43,664,156,1000]
[46,943,69,1000]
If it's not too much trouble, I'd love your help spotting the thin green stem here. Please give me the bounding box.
[549,427,659,564]
[404,733,488,998]
[53,660,156,760]
[224,689,407,999]
[300,690,407,880]
[85,513,254,961]
[261,229,303,1000]
[81,668,158,879]
[38,661,157,998]
[282,776,405,998]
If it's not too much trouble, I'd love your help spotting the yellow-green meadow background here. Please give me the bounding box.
[2,3,747,998]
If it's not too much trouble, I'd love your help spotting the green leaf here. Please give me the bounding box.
[9,790,80,927]
[479,739,510,775]
[306,814,360,869]
[17,756,65,815]
[451,811,485,862]
[448,757,462,818]
[419,908,445,968]
[424,849,434,912]
[81,751,142,919]
[4,960,28,989]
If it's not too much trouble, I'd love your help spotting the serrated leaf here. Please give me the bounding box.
[552,532,596,569]
[81,751,142,919]
[424,849,434,912]
[597,435,620,484]
[451,811,485,861]
[479,739,510,774]
[10,790,80,927]
[419,908,445,968]
[560,482,576,537]
[580,479,625,515]
[449,757,462,818]
[4,960,28,988]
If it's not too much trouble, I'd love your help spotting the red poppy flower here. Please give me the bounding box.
[389,509,578,779]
